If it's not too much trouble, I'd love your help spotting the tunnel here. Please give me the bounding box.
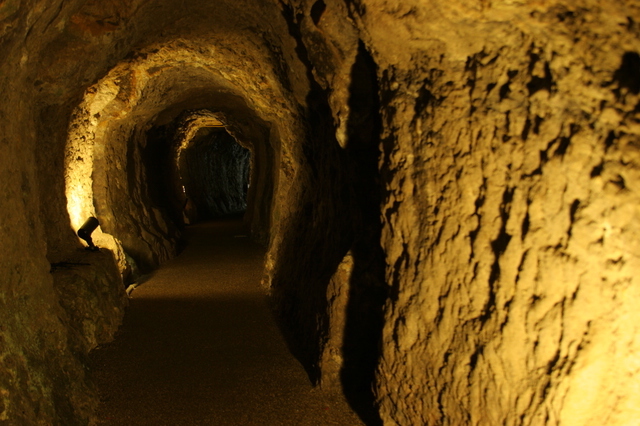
[1,0,640,425]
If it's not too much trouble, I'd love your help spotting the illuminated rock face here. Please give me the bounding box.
[0,0,639,424]
[343,3,640,425]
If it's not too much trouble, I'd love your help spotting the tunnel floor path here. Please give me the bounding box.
[89,218,363,425]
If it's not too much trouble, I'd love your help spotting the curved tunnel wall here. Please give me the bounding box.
[64,42,295,277]
[1,0,639,425]
[1,2,305,422]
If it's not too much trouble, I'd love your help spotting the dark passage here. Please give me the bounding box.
[180,129,251,221]
[89,218,362,425]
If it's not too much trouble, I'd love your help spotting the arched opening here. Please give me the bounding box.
[144,114,253,229]
[62,43,287,284]
[177,127,251,223]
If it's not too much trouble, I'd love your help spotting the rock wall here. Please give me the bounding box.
[339,1,639,424]
[263,5,389,424]
[1,1,127,424]
[279,0,640,424]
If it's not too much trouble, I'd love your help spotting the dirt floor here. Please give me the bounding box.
[89,218,364,425]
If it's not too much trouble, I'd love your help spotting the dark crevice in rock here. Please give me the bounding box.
[415,80,437,114]
[553,123,579,158]
[568,199,580,239]
[527,62,554,96]
[590,161,604,177]
[613,51,640,95]
[604,130,616,150]
[522,210,530,240]
[469,344,484,371]
[274,0,357,399]
[533,115,544,135]
[610,174,627,190]
[481,187,513,323]
[553,135,571,158]
[436,383,448,423]
[280,2,316,86]
[500,80,512,98]
[341,41,387,426]
[521,116,532,141]
[310,0,326,25]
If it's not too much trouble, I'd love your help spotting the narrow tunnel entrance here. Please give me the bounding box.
[178,127,251,224]
[144,118,253,233]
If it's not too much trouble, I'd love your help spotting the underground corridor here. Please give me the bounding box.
[83,93,378,424]
[2,0,640,425]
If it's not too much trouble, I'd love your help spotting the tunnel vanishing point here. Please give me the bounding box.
[1,0,639,424]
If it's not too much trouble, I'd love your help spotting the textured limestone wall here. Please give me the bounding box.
[281,0,640,425]
[347,1,639,424]
[261,5,389,425]
[0,1,128,424]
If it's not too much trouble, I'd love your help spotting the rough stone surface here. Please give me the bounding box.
[1,0,639,424]
[51,251,128,356]
[274,0,640,424]
[335,1,640,425]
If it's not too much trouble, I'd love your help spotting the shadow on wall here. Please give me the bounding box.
[272,7,388,424]
[270,0,354,407]
[340,42,388,426]
[145,123,184,230]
